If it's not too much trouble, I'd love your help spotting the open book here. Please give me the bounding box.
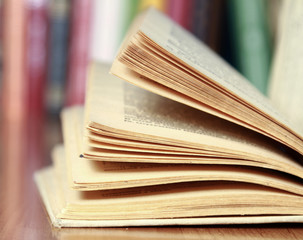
[35,4,303,227]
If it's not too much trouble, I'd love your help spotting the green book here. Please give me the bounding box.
[228,0,271,95]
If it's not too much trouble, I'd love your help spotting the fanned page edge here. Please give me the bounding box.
[53,110,303,194]
[34,167,303,227]
[90,62,303,179]
[110,7,303,156]
[138,8,299,133]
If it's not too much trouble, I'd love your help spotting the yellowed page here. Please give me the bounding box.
[36,165,303,221]
[269,0,303,131]
[59,105,303,193]
[111,7,303,156]
[58,140,303,195]
[34,167,303,227]
[85,63,303,177]
[137,8,276,119]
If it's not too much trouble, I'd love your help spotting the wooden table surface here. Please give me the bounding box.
[1,120,303,240]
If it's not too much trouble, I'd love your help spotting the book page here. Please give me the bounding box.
[55,111,303,195]
[86,63,303,173]
[62,106,303,192]
[88,64,256,148]
[34,167,303,226]
[138,8,293,130]
[37,166,303,221]
[111,7,303,156]
[269,0,303,132]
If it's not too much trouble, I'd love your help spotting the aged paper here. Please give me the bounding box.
[269,0,303,131]
[59,107,303,193]
[35,166,303,221]
[84,63,303,178]
[111,7,303,156]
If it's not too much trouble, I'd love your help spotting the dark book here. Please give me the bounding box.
[47,0,70,114]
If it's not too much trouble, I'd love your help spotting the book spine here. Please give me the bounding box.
[90,0,138,63]
[119,0,139,40]
[138,0,168,12]
[228,0,271,94]
[1,0,27,175]
[25,0,49,163]
[47,0,70,114]
[167,0,194,31]
[90,0,122,63]
[26,0,48,119]
[192,0,223,51]
[65,0,92,106]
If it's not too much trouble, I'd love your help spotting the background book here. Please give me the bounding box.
[47,0,70,114]
[138,0,167,12]
[64,0,92,106]
[227,0,272,94]
[26,0,49,165]
[192,0,223,51]
[167,0,223,52]
[1,2,30,238]
[1,0,28,175]
[167,0,194,31]
[66,0,139,106]
[90,0,139,64]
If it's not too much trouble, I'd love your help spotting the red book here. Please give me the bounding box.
[1,0,27,167]
[1,2,28,235]
[25,0,49,164]
[167,0,194,31]
[65,0,92,106]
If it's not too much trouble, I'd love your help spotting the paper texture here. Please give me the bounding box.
[269,0,303,131]
[85,63,303,179]
[111,7,303,157]
[34,167,303,227]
